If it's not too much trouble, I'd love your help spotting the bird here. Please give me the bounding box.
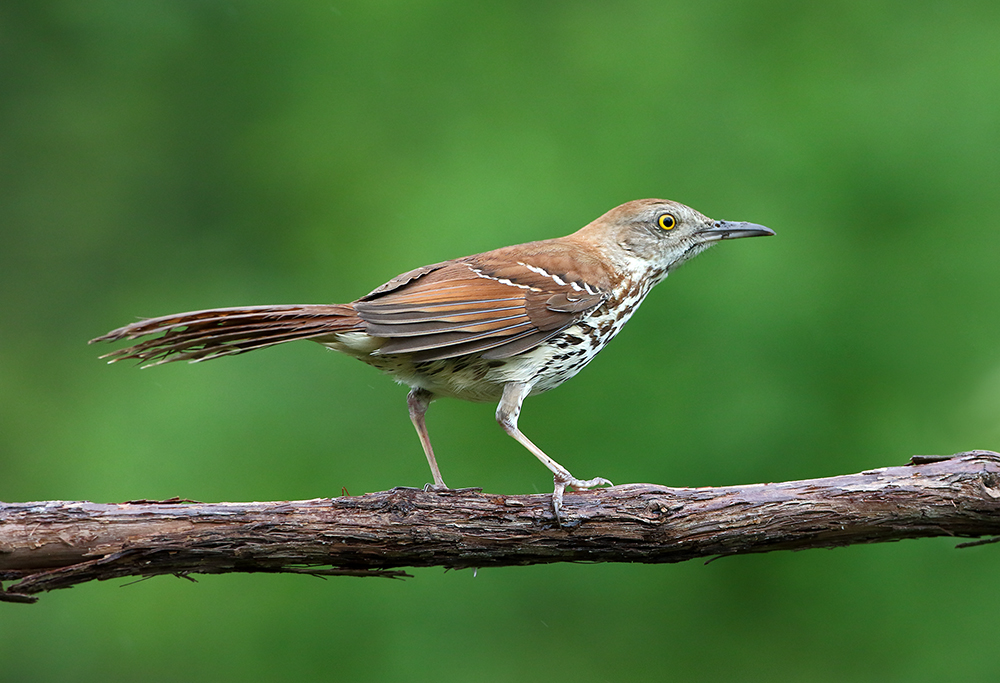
[92,198,774,520]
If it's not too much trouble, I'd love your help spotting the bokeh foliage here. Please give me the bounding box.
[2,1,1000,681]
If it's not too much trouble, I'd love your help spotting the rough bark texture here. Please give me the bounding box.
[2,451,999,603]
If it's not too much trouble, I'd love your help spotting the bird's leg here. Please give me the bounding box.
[407,387,447,490]
[496,382,612,520]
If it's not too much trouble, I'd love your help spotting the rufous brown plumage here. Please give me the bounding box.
[93,198,774,519]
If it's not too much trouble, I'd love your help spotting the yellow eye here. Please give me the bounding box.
[658,213,676,230]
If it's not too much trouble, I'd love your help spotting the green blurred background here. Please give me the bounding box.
[3,1,1000,680]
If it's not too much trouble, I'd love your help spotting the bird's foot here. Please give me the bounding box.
[551,475,613,525]
[423,482,450,492]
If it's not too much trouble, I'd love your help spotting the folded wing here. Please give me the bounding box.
[354,251,609,362]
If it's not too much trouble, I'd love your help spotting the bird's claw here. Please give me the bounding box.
[565,476,613,491]
[551,475,613,525]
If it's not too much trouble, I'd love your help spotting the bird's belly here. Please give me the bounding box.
[377,324,616,402]
[322,332,507,402]
[378,354,509,402]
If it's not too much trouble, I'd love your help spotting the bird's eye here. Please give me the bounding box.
[657,213,676,230]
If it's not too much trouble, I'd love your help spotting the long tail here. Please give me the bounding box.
[91,304,363,366]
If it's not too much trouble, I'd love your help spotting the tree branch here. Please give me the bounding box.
[3,450,999,603]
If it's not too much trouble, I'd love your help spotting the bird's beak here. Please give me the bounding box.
[696,221,775,241]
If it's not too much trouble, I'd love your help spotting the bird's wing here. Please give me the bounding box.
[353,248,609,362]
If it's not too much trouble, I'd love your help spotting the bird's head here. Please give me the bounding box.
[577,198,774,283]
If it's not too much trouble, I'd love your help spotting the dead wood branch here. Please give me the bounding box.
[2,450,999,603]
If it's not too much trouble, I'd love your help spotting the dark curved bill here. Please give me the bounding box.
[697,221,775,241]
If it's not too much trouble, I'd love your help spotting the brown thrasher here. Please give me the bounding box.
[93,199,773,518]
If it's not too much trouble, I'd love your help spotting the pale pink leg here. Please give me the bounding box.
[407,388,447,489]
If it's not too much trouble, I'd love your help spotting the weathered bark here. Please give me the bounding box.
[2,450,999,603]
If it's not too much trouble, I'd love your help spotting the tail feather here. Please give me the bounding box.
[91,304,363,366]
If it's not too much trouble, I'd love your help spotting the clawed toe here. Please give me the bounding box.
[565,476,613,491]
